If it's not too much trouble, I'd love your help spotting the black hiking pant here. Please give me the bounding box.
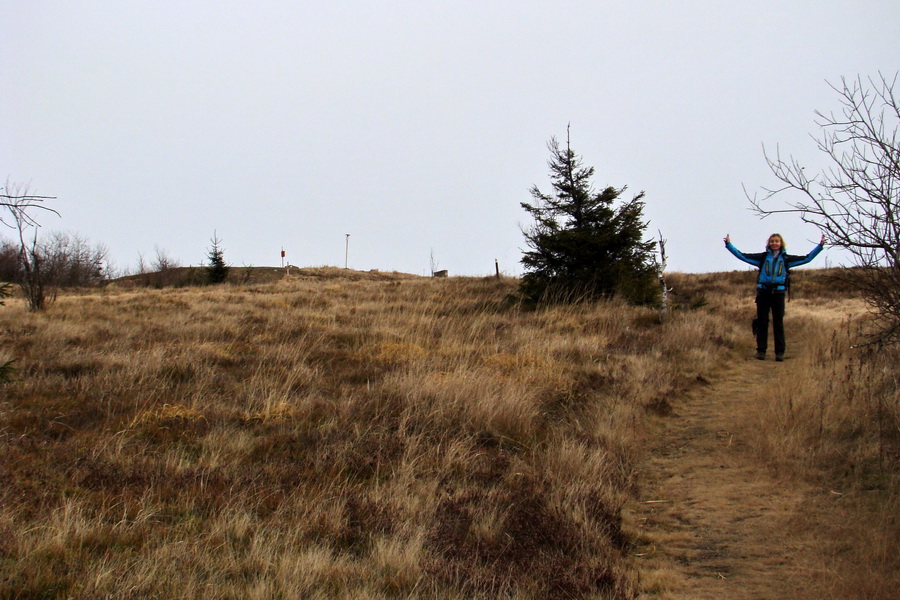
[755,289,786,356]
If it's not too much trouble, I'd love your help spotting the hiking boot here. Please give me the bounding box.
[756,352,766,360]
[775,354,784,362]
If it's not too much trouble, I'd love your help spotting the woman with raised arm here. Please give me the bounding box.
[724,232,825,361]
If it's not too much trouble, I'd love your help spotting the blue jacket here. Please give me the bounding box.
[726,241,823,291]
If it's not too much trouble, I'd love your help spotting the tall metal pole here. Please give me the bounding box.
[345,234,350,269]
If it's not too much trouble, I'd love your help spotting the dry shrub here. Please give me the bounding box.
[747,306,899,485]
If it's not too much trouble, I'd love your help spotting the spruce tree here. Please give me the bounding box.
[206,232,229,285]
[520,129,658,304]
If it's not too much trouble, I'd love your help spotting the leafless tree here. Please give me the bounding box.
[655,230,671,322]
[749,73,900,345]
[135,252,148,275]
[150,246,183,287]
[1,181,59,311]
[152,245,179,272]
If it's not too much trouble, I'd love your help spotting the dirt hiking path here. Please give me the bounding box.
[626,355,825,599]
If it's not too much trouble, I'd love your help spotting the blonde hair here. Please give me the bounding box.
[767,233,786,251]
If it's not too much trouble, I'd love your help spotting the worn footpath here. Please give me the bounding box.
[625,354,828,599]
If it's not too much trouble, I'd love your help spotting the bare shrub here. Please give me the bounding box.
[40,231,108,287]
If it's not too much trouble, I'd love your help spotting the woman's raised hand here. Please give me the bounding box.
[723,233,730,245]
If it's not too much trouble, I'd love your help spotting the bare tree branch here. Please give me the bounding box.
[1,179,59,229]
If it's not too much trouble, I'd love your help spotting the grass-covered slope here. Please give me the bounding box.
[0,268,896,598]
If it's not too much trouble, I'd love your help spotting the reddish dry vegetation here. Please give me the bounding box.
[0,267,897,599]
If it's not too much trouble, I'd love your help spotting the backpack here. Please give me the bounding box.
[758,252,791,301]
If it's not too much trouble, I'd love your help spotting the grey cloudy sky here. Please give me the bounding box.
[3,1,898,276]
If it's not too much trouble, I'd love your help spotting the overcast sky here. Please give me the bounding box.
[2,1,898,276]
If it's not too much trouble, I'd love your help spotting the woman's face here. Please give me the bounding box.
[768,236,783,251]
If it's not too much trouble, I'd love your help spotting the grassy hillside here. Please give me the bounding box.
[0,268,896,598]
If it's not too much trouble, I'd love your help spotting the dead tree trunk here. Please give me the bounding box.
[657,230,671,321]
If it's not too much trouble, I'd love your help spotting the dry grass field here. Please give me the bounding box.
[0,267,897,599]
